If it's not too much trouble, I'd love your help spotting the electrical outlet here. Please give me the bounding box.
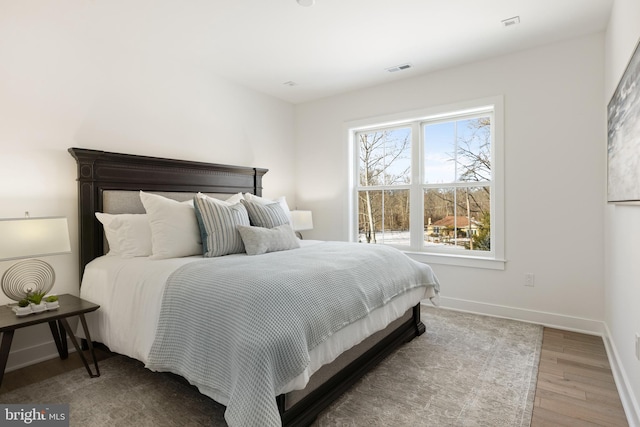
[524,273,535,287]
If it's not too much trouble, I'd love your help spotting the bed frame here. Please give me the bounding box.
[68,147,426,427]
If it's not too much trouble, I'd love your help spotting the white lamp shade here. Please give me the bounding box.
[291,210,313,232]
[0,217,71,261]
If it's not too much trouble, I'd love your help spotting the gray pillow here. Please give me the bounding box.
[240,199,290,228]
[194,197,250,257]
[237,224,300,256]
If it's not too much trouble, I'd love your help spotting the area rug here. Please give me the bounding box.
[0,306,543,426]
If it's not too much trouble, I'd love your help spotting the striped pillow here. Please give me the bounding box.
[194,197,250,257]
[240,199,290,228]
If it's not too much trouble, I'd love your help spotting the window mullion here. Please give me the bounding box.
[410,122,423,251]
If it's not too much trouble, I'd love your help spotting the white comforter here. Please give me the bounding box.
[79,241,437,411]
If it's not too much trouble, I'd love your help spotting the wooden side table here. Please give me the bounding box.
[0,294,100,387]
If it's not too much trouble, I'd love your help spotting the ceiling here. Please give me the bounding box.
[33,0,614,104]
[200,0,614,104]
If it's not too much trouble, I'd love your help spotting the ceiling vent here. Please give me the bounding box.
[501,16,520,27]
[386,63,412,73]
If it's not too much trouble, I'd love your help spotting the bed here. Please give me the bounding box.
[68,147,440,427]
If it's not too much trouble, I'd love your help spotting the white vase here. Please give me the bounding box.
[44,300,59,310]
[13,306,32,317]
[30,302,46,313]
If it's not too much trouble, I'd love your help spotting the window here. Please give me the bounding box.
[350,97,504,269]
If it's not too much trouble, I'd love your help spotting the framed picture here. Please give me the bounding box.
[608,37,640,203]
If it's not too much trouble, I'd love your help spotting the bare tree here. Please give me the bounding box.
[457,117,491,190]
[358,129,410,243]
[423,118,491,250]
[456,118,491,250]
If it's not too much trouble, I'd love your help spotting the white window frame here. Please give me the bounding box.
[347,96,505,270]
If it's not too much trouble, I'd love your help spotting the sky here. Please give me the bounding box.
[359,116,491,185]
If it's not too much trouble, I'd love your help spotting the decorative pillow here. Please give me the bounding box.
[237,224,300,256]
[243,193,292,222]
[241,199,290,229]
[193,196,250,257]
[140,191,202,259]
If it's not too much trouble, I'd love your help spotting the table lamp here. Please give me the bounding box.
[290,210,313,239]
[0,216,71,302]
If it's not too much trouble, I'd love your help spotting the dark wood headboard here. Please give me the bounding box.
[68,147,268,278]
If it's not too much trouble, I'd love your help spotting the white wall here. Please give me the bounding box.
[0,3,295,370]
[295,34,606,330]
[604,0,640,423]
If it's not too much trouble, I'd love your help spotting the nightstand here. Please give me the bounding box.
[0,294,100,387]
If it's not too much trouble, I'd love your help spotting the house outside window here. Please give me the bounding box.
[349,97,505,270]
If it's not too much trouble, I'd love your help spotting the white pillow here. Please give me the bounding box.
[196,192,244,205]
[95,213,152,258]
[140,191,202,259]
[110,214,152,257]
[95,212,121,256]
[243,193,292,222]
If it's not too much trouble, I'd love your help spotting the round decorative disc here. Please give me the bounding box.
[1,259,55,301]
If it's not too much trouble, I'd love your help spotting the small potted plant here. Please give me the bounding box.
[27,291,47,313]
[43,295,59,310]
[14,298,32,317]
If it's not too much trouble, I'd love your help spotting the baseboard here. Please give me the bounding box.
[5,338,76,372]
[602,324,640,427]
[433,296,606,336]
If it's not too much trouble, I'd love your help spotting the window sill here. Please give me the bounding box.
[404,251,506,270]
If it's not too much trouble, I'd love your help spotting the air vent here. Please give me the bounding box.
[386,63,412,73]
[501,16,520,27]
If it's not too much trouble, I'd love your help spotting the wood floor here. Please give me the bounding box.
[0,329,630,426]
[531,328,628,426]
[0,346,114,394]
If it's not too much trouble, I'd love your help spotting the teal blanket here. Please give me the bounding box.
[147,241,439,427]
